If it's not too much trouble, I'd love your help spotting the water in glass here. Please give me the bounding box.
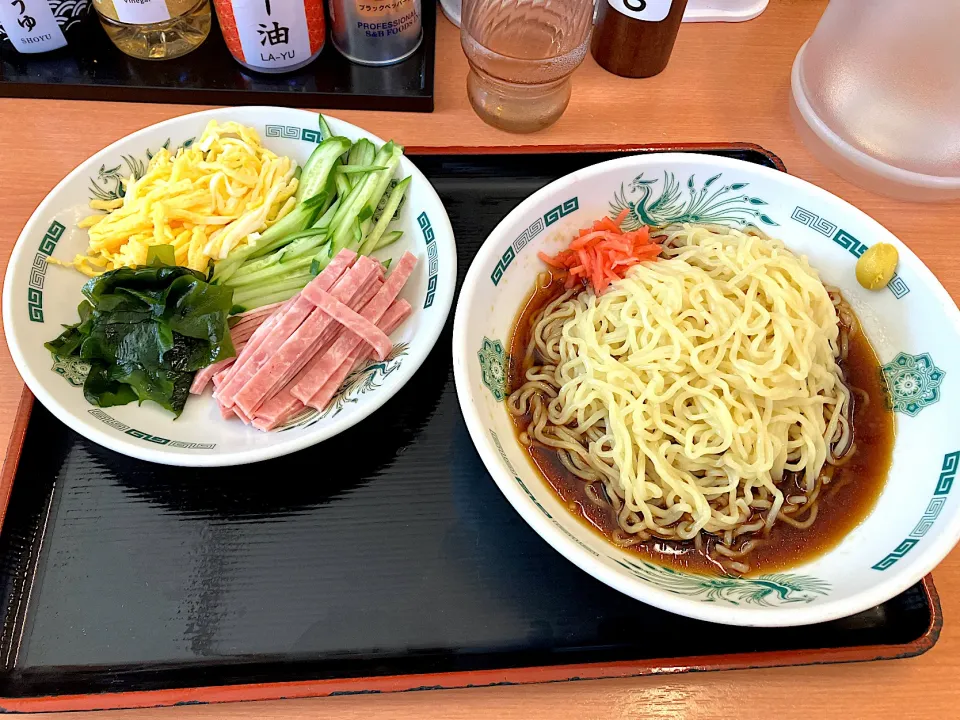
[460,0,594,133]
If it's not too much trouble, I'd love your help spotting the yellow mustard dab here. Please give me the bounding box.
[56,120,299,276]
[856,242,899,290]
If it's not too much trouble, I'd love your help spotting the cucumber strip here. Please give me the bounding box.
[310,243,334,276]
[346,141,363,167]
[346,139,374,170]
[354,140,376,175]
[327,176,369,235]
[335,170,352,198]
[312,197,341,230]
[212,194,325,283]
[352,146,404,251]
[235,285,303,312]
[349,218,363,250]
[228,229,327,280]
[232,273,312,306]
[281,238,330,265]
[326,147,396,257]
[295,136,352,203]
[318,114,334,141]
[338,164,388,174]
[277,233,329,263]
[242,199,325,261]
[229,251,283,279]
[225,255,315,289]
[359,176,410,255]
[375,230,404,251]
[363,144,404,218]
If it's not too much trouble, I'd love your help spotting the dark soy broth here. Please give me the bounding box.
[508,272,894,576]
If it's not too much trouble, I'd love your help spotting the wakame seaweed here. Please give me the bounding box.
[45,266,235,417]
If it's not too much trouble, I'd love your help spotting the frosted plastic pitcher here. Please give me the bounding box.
[791,0,960,201]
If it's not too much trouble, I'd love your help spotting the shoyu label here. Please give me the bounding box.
[0,0,68,52]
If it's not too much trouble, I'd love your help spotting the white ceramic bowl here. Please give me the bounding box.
[2,107,455,467]
[453,153,960,626]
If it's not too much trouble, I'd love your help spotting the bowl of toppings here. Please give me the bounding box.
[3,107,455,466]
[453,153,960,625]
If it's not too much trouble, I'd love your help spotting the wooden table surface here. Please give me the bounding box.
[1,0,959,717]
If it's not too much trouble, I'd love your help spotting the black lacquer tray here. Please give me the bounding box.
[0,144,939,712]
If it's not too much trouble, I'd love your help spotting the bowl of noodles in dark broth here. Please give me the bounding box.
[453,153,960,626]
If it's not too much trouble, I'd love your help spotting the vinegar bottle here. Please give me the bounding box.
[93,0,211,60]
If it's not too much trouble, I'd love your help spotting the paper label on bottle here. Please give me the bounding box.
[228,0,313,70]
[606,0,673,22]
[111,0,173,24]
[0,0,68,53]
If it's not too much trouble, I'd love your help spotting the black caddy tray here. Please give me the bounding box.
[0,144,940,712]
[0,3,435,112]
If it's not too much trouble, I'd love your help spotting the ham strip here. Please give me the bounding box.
[236,301,284,322]
[233,256,380,416]
[248,276,387,423]
[216,250,357,408]
[189,316,268,396]
[240,269,384,419]
[215,251,356,405]
[220,403,252,424]
[343,300,411,376]
[191,352,238,395]
[206,252,415,432]
[229,313,274,339]
[213,366,232,387]
[251,300,411,431]
[190,303,276,396]
[307,287,393,361]
[213,307,284,395]
[306,299,412,410]
[292,252,417,404]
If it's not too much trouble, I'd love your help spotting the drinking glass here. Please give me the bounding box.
[460,0,595,133]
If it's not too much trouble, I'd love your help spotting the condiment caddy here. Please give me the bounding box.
[2,0,421,70]
[0,1,436,111]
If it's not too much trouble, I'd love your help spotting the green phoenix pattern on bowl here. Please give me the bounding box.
[475,182,956,602]
[610,171,778,230]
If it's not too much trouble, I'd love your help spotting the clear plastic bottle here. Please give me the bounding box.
[791,0,960,201]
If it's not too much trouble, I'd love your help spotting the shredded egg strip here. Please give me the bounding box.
[60,120,299,276]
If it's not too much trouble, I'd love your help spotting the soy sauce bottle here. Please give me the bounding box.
[591,0,689,78]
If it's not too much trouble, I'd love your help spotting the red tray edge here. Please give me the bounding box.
[0,587,941,713]
[0,142,941,712]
